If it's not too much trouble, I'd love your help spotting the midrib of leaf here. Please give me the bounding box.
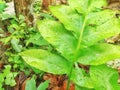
[76,16,87,53]
[75,1,91,55]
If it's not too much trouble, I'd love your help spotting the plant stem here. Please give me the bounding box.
[66,62,74,90]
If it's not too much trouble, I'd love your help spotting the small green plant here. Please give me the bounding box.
[20,0,120,90]
[25,77,49,90]
[0,65,18,90]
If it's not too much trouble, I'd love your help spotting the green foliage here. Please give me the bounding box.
[90,65,120,90]
[0,1,6,13]
[71,64,93,88]
[20,0,120,89]
[25,77,49,90]
[0,0,52,90]
[0,65,18,89]
[33,0,41,14]
[1,14,50,89]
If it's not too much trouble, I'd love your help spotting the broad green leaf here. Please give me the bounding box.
[90,65,120,90]
[37,20,77,61]
[37,80,49,90]
[20,49,70,74]
[25,78,36,90]
[68,0,107,13]
[77,43,120,65]
[50,5,83,37]
[81,11,120,47]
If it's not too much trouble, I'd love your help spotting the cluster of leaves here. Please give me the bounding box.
[0,14,51,88]
[0,1,52,89]
[0,65,18,90]
[20,0,120,90]
[33,0,42,14]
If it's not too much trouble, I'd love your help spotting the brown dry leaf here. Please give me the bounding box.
[78,64,90,73]
[14,76,20,90]
[108,0,120,4]
[106,34,120,44]
[107,2,120,10]
[0,63,4,70]
[41,0,67,11]
[21,78,30,90]
[61,80,75,90]
[14,72,28,90]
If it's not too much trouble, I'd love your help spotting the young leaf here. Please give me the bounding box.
[25,78,36,90]
[37,80,49,90]
[90,65,120,90]
[20,49,70,74]
[11,38,22,52]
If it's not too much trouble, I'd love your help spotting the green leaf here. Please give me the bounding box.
[40,12,55,20]
[25,78,36,90]
[0,2,6,13]
[68,0,107,13]
[75,85,94,90]
[20,49,70,74]
[37,20,77,61]
[77,43,120,65]
[37,80,49,90]
[26,33,48,46]
[90,65,120,90]
[71,67,93,88]
[50,5,83,37]
[0,74,4,84]
[81,11,120,47]
[11,38,22,52]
